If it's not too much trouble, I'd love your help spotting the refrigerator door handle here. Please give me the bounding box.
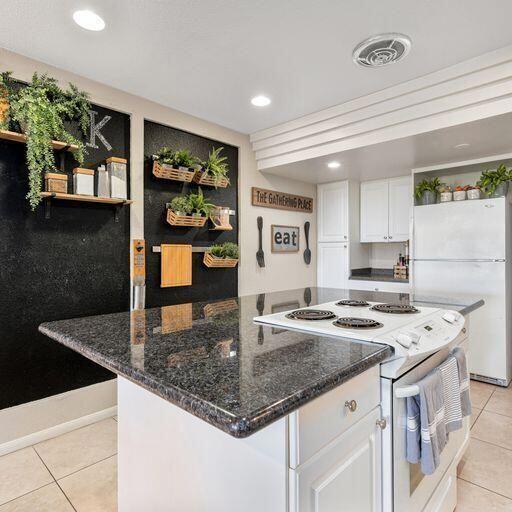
[413,258,505,262]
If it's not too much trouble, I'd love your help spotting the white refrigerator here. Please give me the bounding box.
[412,197,511,386]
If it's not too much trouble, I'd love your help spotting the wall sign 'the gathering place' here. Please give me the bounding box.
[252,187,313,213]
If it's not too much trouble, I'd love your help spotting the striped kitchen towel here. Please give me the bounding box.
[438,356,463,433]
[452,346,471,417]
[406,369,447,475]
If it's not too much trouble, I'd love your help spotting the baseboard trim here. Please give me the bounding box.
[0,405,117,457]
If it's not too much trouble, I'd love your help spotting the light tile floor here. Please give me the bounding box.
[0,417,117,512]
[1,383,512,511]
[457,380,512,511]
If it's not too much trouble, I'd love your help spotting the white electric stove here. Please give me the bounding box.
[254,299,469,512]
[254,299,465,378]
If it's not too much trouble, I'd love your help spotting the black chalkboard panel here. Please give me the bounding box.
[0,104,130,409]
[144,120,238,307]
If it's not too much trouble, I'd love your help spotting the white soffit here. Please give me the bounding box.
[251,45,512,170]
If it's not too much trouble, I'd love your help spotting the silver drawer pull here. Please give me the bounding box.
[376,418,387,430]
[462,327,467,334]
[344,400,357,413]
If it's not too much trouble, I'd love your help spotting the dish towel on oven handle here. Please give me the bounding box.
[451,346,471,417]
[406,369,447,475]
[439,356,463,433]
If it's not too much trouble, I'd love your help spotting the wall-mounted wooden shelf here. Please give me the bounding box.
[0,130,79,152]
[152,161,195,183]
[209,225,233,231]
[203,252,239,268]
[40,192,132,222]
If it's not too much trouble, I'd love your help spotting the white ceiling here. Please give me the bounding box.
[1,1,512,133]
[263,112,512,183]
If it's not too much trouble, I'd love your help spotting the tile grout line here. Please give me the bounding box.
[0,482,55,509]
[457,476,512,502]
[56,452,118,482]
[33,446,77,512]
[469,432,512,453]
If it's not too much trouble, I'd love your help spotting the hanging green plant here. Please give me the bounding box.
[8,72,91,209]
[0,71,15,130]
[201,147,230,184]
[154,147,198,169]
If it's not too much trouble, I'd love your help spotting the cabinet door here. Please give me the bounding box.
[290,407,382,512]
[360,180,389,242]
[317,243,348,289]
[388,176,411,242]
[318,182,348,242]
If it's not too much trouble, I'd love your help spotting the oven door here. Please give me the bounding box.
[392,337,469,512]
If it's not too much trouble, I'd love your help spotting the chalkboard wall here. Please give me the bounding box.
[144,120,238,307]
[0,104,130,409]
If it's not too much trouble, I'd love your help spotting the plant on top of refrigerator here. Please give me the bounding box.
[477,164,512,197]
[414,177,442,200]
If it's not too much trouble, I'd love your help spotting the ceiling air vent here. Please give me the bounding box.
[352,33,411,68]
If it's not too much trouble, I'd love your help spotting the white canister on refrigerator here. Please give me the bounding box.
[107,157,128,200]
[97,164,110,197]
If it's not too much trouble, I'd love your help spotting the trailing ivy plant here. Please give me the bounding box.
[414,177,442,200]
[0,71,15,130]
[477,164,511,196]
[8,73,91,209]
[201,146,229,185]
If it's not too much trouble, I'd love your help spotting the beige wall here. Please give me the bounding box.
[0,48,316,296]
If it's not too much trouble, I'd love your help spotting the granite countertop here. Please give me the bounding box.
[349,267,409,283]
[39,287,483,438]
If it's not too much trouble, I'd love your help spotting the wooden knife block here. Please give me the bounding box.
[161,244,192,287]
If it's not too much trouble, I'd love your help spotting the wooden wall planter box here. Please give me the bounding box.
[193,169,229,188]
[203,299,238,317]
[203,252,239,268]
[166,209,207,227]
[152,161,194,183]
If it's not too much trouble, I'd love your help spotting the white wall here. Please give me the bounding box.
[368,242,407,269]
[0,48,316,296]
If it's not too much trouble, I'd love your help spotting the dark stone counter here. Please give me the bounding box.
[39,287,483,437]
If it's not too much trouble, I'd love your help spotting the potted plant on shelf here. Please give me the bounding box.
[169,195,192,217]
[414,177,441,205]
[439,184,453,202]
[466,185,481,200]
[194,146,230,188]
[453,186,467,201]
[204,242,239,268]
[152,147,198,182]
[5,72,91,209]
[477,164,511,198]
[187,188,214,218]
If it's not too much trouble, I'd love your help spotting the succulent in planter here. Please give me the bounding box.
[6,72,91,209]
[414,177,441,205]
[208,242,239,259]
[477,164,511,198]
[200,146,229,185]
[187,188,214,217]
[155,147,198,170]
[169,195,192,216]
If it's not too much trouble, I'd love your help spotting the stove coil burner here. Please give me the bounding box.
[333,317,384,329]
[335,300,370,307]
[285,309,336,321]
[370,303,419,314]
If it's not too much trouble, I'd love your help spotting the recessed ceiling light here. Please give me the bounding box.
[327,161,341,169]
[73,10,105,31]
[251,95,271,107]
[454,143,470,149]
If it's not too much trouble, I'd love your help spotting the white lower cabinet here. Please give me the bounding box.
[348,279,410,293]
[289,407,382,512]
[318,243,349,289]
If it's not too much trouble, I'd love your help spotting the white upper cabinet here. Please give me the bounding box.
[318,181,348,242]
[360,176,411,242]
[388,176,411,242]
[360,179,389,242]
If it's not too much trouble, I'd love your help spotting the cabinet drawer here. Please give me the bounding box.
[348,279,410,293]
[289,366,380,468]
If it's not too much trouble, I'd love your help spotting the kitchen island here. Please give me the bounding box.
[39,288,483,512]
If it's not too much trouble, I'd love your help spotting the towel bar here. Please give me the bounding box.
[395,384,420,398]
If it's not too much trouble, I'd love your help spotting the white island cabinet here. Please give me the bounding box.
[118,365,383,512]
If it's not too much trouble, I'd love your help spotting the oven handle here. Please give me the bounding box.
[395,384,420,398]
